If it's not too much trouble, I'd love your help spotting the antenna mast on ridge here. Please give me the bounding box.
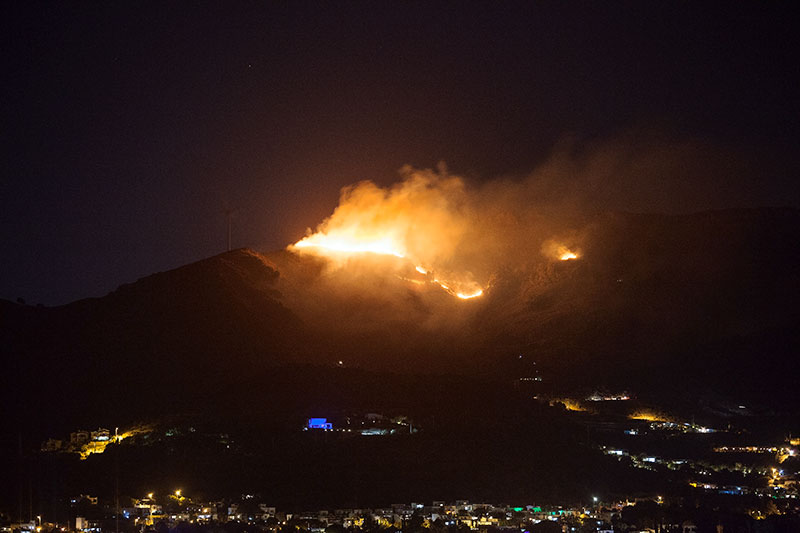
[223,206,237,252]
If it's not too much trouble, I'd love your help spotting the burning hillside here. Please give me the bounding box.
[288,166,585,300]
[1,208,800,432]
[289,168,486,299]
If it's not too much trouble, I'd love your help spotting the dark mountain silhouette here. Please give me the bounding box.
[470,208,800,399]
[2,249,302,431]
[2,208,799,433]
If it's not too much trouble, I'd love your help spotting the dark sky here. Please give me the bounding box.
[2,2,798,305]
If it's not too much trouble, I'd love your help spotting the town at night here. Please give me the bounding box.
[2,3,799,533]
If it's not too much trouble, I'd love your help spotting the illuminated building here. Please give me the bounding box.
[70,430,90,446]
[307,418,333,430]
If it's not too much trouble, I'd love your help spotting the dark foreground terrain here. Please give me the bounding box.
[2,208,799,521]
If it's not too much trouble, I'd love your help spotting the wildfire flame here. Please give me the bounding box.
[456,288,484,300]
[542,239,580,262]
[289,171,485,300]
[293,235,406,258]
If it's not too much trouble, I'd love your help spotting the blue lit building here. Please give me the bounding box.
[307,418,333,430]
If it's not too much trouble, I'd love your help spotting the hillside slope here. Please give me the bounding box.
[1,249,302,429]
[2,208,799,430]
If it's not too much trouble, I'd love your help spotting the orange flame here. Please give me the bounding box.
[289,171,485,300]
[293,235,405,258]
[456,289,483,300]
[542,239,580,261]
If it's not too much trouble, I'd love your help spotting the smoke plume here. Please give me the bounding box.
[289,129,761,297]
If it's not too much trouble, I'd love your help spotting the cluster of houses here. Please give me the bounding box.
[4,497,706,533]
[41,428,112,453]
[303,413,418,436]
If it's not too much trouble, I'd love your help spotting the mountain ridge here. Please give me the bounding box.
[2,207,799,430]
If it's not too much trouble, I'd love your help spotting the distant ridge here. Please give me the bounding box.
[2,208,799,430]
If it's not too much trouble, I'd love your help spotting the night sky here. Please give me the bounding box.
[2,2,798,305]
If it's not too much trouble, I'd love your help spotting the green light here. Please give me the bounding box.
[513,508,523,512]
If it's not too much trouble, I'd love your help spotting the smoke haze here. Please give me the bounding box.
[291,130,766,289]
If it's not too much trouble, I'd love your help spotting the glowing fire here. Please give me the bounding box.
[542,239,580,261]
[292,232,485,299]
[289,173,485,300]
[293,235,405,258]
[556,245,579,261]
[456,288,483,300]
